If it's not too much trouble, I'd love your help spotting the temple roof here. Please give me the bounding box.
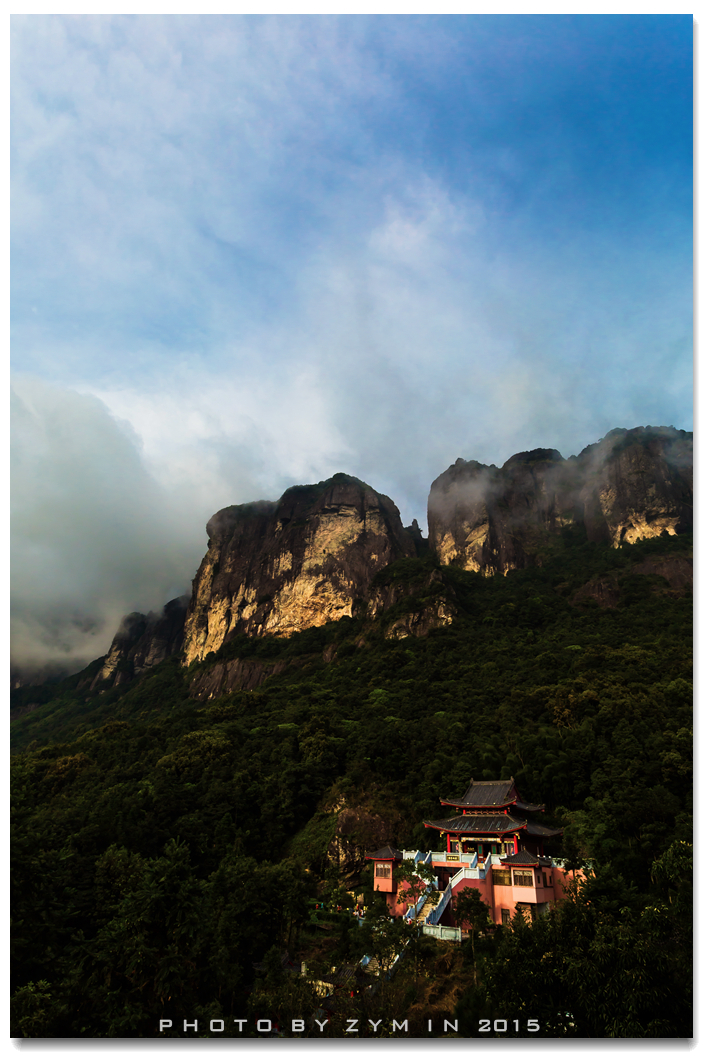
[523,819,563,838]
[439,778,546,813]
[440,778,518,809]
[500,852,554,867]
[365,845,403,861]
[423,814,562,838]
[423,814,527,836]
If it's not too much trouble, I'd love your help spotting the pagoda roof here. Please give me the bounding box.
[440,778,545,812]
[523,819,563,838]
[423,814,563,839]
[500,852,554,867]
[440,778,518,810]
[365,845,403,861]
[423,814,528,836]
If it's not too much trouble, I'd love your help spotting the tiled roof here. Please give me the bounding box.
[441,778,518,809]
[423,814,527,835]
[500,852,554,866]
[514,800,545,812]
[365,845,403,860]
[524,819,563,838]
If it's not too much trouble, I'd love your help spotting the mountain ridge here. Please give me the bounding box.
[13,426,693,691]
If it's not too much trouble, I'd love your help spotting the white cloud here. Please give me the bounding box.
[11,377,206,677]
[10,16,692,679]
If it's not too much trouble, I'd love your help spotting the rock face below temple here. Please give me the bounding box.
[89,595,190,689]
[428,427,692,576]
[182,474,416,666]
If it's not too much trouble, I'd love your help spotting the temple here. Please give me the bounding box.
[366,778,583,936]
[424,777,561,860]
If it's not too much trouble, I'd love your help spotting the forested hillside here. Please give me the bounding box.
[11,529,693,1037]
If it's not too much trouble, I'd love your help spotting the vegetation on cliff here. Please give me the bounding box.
[11,528,692,1037]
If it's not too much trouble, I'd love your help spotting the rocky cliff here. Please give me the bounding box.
[428,427,692,575]
[63,426,693,694]
[182,473,417,666]
[88,595,190,689]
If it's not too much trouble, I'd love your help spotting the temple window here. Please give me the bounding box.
[513,871,533,887]
[493,870,511,886]
[375,863,391,878]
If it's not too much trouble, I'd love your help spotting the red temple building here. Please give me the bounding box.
[364,845,407,916]
[366,778,585,936]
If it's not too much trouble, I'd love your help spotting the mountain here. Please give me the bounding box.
[428,426,692,576]
[10,426,693,1037]
[51,426,692,694]
[182,473,417,666]
[87,596,190,690]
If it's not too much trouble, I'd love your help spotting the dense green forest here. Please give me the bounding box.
[11,530,693,1037]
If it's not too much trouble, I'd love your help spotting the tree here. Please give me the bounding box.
[483,875,693,1037]
[452,887,492,985]
[394,859,438,926]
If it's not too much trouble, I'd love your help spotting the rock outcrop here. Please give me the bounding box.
[56,425,692,697]
[323,794,404,883]
[182,474,417,666]
[428,427,692,575]
[364,566,459,639]
[89,595,190,689]
[571,553,693,609]
[188,657,296,700]
[578,428,692,545]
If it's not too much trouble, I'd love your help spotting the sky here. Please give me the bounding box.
[11,14,693,678]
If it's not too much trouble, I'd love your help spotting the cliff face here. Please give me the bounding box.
[427,448,575,575]
[364,566,459,639]
[89,595,190,689]
[182,473,416,666]
[578,428,692,546]
[69,425,694,694]
[428,427,692,575]
[571,553,693,609]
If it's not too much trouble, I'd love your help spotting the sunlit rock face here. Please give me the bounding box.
[182,474,416,665]
[428,427,693,575]
[579,428,693,546]
[427,448,577,575]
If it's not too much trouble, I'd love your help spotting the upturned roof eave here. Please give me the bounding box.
[422,816,528,835]
[364,845,404,861]
[439,797,516,810]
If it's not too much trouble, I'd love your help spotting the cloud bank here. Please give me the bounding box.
[11,15,692,679]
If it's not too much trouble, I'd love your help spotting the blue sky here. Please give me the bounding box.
[11,14,692,675]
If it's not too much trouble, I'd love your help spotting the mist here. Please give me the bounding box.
[11,378,206,680]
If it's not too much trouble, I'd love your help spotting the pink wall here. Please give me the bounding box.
[443,863,589,928]
[370,857,588,924]
[373,873,428,918]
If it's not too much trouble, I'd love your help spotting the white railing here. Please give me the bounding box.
[427,883,452,925]
[404,893,426,921]
[422,924,462,942]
